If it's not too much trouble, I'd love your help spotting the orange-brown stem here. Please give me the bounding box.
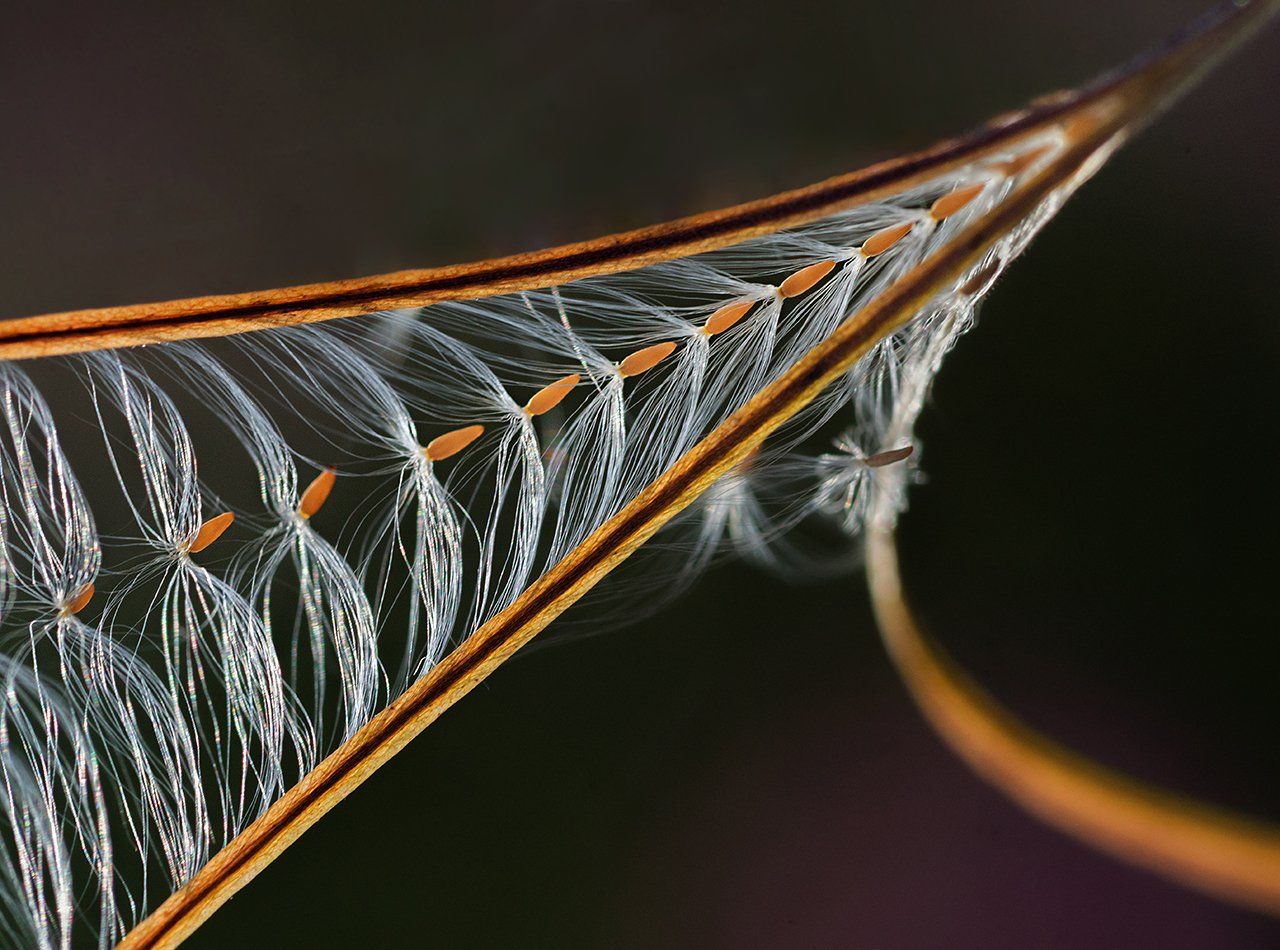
[867,524,1280,916]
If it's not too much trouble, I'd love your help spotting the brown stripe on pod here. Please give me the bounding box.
[778,260,837,298]
[861,221,915,258]
[298,468,336,519]
[703,299,754,336]
[930,183,986,221]
[188,512,235,553]
[424,425,485,462]
[618,341,677,378]
[524,374,580,416]
[864,445,914,468]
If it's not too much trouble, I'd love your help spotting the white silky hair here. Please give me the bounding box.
[0,134,1072,947]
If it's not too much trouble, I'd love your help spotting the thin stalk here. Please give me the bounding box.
[866,523,1280,915]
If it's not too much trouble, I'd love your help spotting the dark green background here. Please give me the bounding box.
[4,2,1280,946]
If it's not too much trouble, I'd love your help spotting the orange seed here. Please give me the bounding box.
[703,299,753,336]
[861,221,915,258]
[524,374,580,416]
[298,468,336,519]
[864,445,914,468]
[930,184,985,221]
[64,582,95,616]
[779,260,836,298]
[188,511,234,554]
[424,424,485,462]
[619,341,677,378]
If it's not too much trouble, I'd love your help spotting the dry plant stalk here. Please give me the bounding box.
[866,524,1280,916]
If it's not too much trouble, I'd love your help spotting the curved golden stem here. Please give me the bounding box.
[866,524,1280,916]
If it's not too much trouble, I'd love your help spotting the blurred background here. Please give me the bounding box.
[3,1,1280,946]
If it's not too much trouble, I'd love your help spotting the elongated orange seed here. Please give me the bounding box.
[618,341,676,378]
[930,183,985,221]
[861,221,915,258]
[424,424,485,462]
[524,374,580,416]
[298,468,336,519]
[64,582,95,616]
[779,260,836,298]
[865,445,914,468]
[703,299,753,336]
[188,511,234,554]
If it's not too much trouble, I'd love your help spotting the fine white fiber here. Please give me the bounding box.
[0,133,1077,947]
